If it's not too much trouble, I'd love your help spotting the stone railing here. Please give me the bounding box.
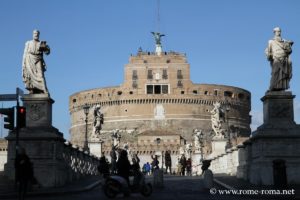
[209,141,250,180]
[62,141,99,182]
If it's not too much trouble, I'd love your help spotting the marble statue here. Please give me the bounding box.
[22,30,50,95]
[151,32,165,45]
[179,146,185,155]
[111,129,121,147]
[210,102,226,139]
[93,105,103,135]
[185,143,192,158]
[265,27,293,91]
[193,129,202,151]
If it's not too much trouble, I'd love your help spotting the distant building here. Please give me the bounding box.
[69,36,251,160]
[0,139,8,171]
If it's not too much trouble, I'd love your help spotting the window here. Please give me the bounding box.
[147,85,153,94]
[146,84,169,94]
[117,91,122,95]
[132,80,138,88]
[214,90,218,96]
[72,99,77,103]
[132,70,138,80]
[177,70,183,79]
[154,85,161,94]
[162,85,168,94]
[224,91,233,98]
[181,91,185,94]
[162,69,168,79]
[177,80,183,88]
[204,91,209,95]
[147,70,153,79]
[193,90,198,94]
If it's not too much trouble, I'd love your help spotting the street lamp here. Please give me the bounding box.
[83,104,90,153]
[156,138,163,169]
[199,131,204,162]
[225,102,232,150]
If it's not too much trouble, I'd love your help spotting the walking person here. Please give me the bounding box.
[186,158,192,176]
[151,155,159,174]
[164,150,172,174]
[15,148,33,200]
[179,154,186,176]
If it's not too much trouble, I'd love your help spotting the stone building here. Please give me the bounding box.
[0,139,8,171]
[69,37,251,163]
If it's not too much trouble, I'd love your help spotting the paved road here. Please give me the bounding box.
[22,176,260,200]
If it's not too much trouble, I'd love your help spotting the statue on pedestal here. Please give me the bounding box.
[265,27,293,91]
[111,129,121,148]
[151,32,165,45]
[210,102,226,139]
[22,30,50,95]
[193,129,202,151]
[93,105,104,136]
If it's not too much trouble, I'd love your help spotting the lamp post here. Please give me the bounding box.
[199,131,204,163]
[83,104,90,153]
[156,138,162,169]
[225,103,232,150]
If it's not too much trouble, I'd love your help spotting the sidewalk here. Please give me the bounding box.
[0,172,102,199]
[213,173,300,199]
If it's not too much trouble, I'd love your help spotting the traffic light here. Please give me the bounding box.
[17,106,26,128]
[0,107,15,130]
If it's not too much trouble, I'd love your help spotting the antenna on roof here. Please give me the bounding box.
[151,0,165,56]
[156,0,160,32]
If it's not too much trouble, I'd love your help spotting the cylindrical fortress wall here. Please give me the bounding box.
[69,84,251,147]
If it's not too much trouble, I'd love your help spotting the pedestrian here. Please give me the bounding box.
[131,157,142,188]
[98,155,110,178]
[110,145,117,174]
[116,149,131,185]
[165,150,172,174]
[142,163,147,175]
[202,160,213,191]
[186,158,192,176]
[15,148,33,200]
[151,155,159,173]
[179,154,186,176]
[145,162,151,175]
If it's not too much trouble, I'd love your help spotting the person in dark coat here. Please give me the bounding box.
[151,155,159,173]
[116,149,131,185]
[165,150,172,174]
[15,148,33,200]
[98,155,110,178]
[179,154,186,176]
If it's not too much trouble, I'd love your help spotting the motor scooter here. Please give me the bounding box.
[103,171,152,198]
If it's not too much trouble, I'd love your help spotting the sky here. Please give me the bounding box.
[0,0,300,140]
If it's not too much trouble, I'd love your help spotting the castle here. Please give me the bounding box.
[69,33,251,164]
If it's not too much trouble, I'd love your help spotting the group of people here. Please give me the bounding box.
[97,147,143,187]
[176,154,192,176]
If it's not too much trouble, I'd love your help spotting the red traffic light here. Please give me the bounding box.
[20,107,25,114]
[17,106,26,128]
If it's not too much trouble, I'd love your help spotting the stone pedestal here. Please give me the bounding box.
[22,94,54,127]
[89,140,103,158]
[249,91,300,186]
[4,94,70,187]
[210,138,227,157]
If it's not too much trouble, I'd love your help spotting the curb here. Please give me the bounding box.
[0,179,102,199]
